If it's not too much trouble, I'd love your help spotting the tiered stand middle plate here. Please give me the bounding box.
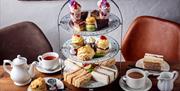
[61,35,119,64]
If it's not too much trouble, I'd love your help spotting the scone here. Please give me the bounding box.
[95,35,109,56]
[71,34,84,49]
[77,45,95,61]
[30,77,47,91]
[143,53,163,71]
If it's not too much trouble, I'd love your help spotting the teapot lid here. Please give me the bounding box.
[13,55,27,65]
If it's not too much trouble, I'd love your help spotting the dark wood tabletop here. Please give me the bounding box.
[0,61,180,91]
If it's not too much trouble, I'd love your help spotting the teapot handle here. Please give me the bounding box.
[172,71,179,82]
[3,60,12,74]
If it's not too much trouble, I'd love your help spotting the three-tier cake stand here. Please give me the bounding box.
[57,0,123,89]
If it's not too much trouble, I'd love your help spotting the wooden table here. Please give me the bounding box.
[0,61,180,91]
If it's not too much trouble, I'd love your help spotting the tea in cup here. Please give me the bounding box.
[38,52,60,70]
[123,68,149,89]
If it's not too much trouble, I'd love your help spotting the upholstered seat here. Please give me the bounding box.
[0,22,53,64]
[121,16,180,64]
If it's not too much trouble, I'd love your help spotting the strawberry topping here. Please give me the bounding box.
[100,35,107,40]
[73,34,80,37]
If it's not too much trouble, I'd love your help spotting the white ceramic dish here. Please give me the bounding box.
[119,76,152,91]
[27,77,64,91]
[36,59,65,74]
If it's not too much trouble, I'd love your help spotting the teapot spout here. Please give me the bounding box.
[28,61,36,78]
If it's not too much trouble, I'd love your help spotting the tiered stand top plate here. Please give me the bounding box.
[61,36,119,64]
[59,13,121,36]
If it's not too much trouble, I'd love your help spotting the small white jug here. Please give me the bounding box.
[157,71,179,91]
[3,55,36,86]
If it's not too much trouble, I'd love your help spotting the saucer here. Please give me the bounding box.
[27,77,64,91]
[119,76,152,91]
[36,59,65,74]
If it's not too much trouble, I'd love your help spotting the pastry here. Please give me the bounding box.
[96,19,109,30]
[143,53,163,71]
[71,34,84,49]
[30,77,47,91]
[98,0,110,19]
[81,11,88,21]
[91,10,109,30]
[85,17,97,31]
[69,0,81,22]
[77,45,95,61]
[86,37,96,48]
[96,35,109,55]
[73,20,86,31]
[91,10,100,19]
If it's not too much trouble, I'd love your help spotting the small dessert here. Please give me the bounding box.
[69,0,81,22]
[73,20,86,31]
[30,77,47,91]
[98,0,110,19]
[81,11,88,21]
[143,53,163,71]
[91,66,117,85]
[85,17,97,31]
[77,45,95,61]
[91,10,109,30]
[91,10,100,19]
[71,34,84,49]
[96,19,109,30]
[95,35,109,55]
[64,68,92,88]
[86,37,96,48]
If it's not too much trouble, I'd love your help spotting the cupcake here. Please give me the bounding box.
[95,35,109,55]
[71,34,84,49]
[85,17,97,31]
[69,0,81,22]
[77,45,95,61]
[73,20,86,31]
[98,0,110,19]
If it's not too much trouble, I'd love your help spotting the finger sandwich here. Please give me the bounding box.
[91,66,117,85]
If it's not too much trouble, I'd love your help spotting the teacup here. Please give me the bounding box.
[123,68,149,89]
[38,52,59,70]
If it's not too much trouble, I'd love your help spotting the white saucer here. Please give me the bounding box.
[36,59,65,74]
[119,76,152,91]
[27,77,64,91]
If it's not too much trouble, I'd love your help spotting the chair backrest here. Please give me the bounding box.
[121,16,180,64]
[0,21,53,64]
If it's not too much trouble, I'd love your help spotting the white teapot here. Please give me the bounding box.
[157,71,179,91]
[3,55,36,86]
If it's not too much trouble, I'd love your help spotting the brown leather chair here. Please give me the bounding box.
[0,21,53,64]
[121,16,180,64]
